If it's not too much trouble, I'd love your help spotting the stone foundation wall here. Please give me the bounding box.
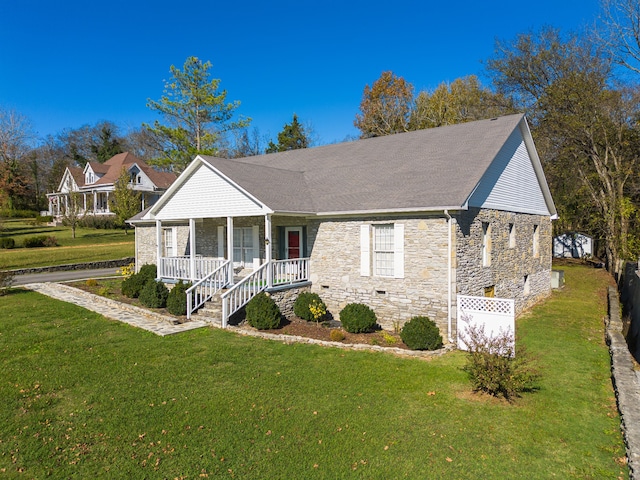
[268,285,311,318]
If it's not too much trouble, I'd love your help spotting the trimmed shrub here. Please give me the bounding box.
[121,264,157,298]
[78,215,119,229]
[0,238,15,249]
[294,291,327,322]
[43,236,58,247]
[400,316,443,350]
[339,303,377,333]
[85,279,98,287]
[139,280,169,308]
[246,292,281,330]
[167,280,191,316]
[23,235,48,248]
[35,215,53,224]
[329,329,346,342]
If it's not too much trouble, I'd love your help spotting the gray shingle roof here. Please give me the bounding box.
[202,114,528,214]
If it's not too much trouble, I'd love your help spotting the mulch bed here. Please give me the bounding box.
[70,279,409,349]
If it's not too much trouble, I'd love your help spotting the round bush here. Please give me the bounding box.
[294,291,327,321]
[245,292,281,330]
[139,280,169,308]
[339,303,377,333]
[400,316,443,350]
[167,280,191,316]
[329,329,346,342]
[121,264,157,298]
[0,237,15,249]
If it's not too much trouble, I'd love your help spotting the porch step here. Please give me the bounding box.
[189,291,225,327]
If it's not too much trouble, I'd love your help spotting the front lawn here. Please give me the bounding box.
[0,218,134,269]
[0,265,627,478]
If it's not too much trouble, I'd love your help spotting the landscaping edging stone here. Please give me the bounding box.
[607,285,640,479]
[8,257,134,275]
[227,325,456,358]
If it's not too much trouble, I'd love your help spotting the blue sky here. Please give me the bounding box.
[0,0,602,147]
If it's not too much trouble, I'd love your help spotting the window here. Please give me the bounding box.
[163,227,176,257]
[509,223,516,248]
[360,223,404,278]
[482,222,491,267]
[533,224,539,258]
[374,224,395,277]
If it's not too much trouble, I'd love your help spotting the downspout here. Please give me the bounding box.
[445,210,453,344]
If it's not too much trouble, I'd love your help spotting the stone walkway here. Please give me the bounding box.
[23,283,209,336]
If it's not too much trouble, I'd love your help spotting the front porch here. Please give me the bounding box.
[153,214,312,327]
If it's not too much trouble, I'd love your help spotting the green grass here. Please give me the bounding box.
[0,265,628,478]
[0,218,134,269]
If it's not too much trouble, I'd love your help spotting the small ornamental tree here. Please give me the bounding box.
[110,168,141,234]
[461,318,540,402]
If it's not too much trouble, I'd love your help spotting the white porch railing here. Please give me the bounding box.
[160,256,225,281]
[221,263,269,328]
[272,257,310,286]
[186,260,231,320]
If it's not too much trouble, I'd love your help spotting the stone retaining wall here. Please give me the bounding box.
[9,257,134,275]
[607,285,640,478]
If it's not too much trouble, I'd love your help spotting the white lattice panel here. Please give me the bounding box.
[458,295,514,315]
[457,295,515,351]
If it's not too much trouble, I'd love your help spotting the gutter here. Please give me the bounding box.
[445,209,454,344]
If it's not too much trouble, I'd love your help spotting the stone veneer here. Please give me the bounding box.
[454,208,552,319]
[306,215,450,335]
[134,208,553,343]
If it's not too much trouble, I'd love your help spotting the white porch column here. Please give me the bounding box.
[93,191,97,213]
[156,219,162,277]
[226,216,234,285]
[189,218,196,282]
[106,192,110,213]
[265,214,273,288]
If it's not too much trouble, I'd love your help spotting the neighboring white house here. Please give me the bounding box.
[129,114,557,342]
[47,152,176,219]
[553,232,594,258]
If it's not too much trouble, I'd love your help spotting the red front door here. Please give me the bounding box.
[286,228,301,259]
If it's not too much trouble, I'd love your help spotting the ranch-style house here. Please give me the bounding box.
[130,114,557,343]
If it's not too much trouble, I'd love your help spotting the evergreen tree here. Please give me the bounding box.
[266,114,310,153]
[145,56,250,173]
[110,168,141,234]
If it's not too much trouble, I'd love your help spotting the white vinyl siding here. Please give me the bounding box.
[155,163,267,220]
[360,223,404,278]
[467,129,550,215]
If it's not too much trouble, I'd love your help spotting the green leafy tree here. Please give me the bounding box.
[145,56,250,173]
[354,71,414,138]
[110,168,141,235]
[409,76,515,130]
[486,27,640,275]
[266,114,311,153]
